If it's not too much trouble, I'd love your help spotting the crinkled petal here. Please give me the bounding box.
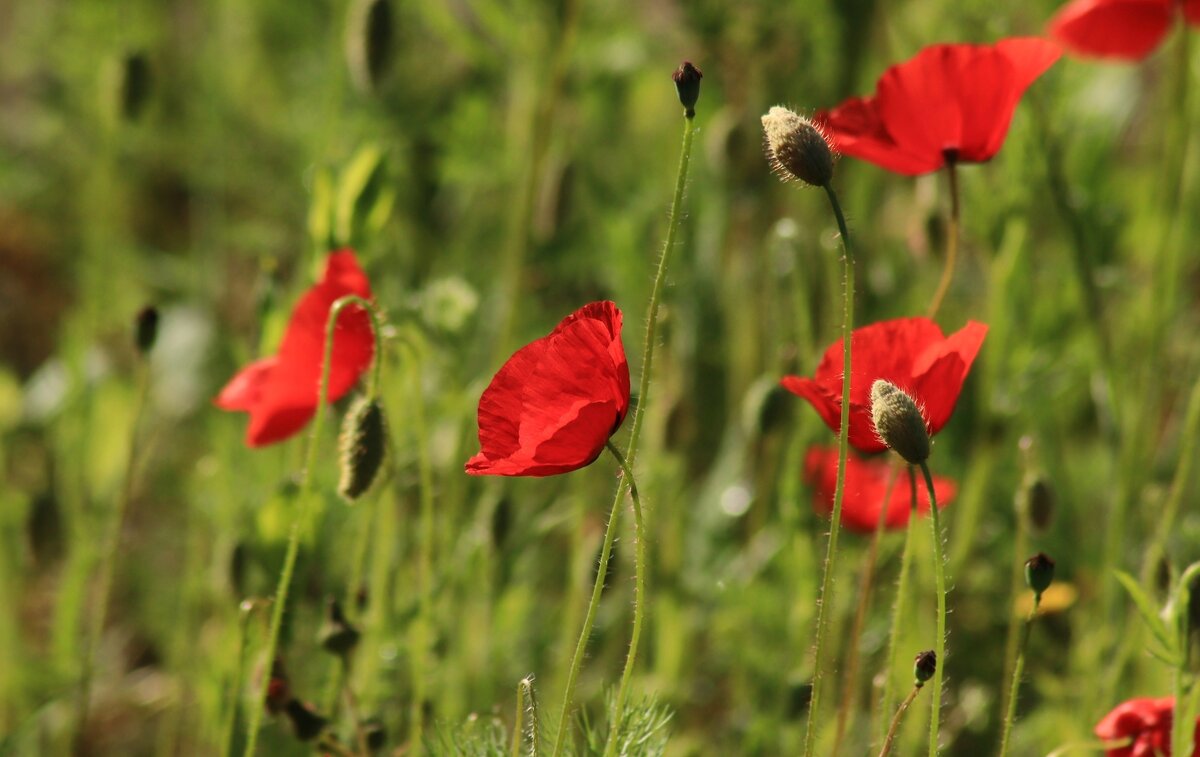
[1048,0,1174,60]
[818,97,943,175]
[912,321,989,434]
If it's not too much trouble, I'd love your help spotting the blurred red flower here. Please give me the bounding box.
[216,250,374,447]
[782,317,987,454]
[1094,696,1200,756]
[803,446,957,533]
[1049,0,1200,60]
[466,301,630,477]
[816,38,1061,176]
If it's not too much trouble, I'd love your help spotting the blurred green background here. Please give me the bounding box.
[2,0,1199,754]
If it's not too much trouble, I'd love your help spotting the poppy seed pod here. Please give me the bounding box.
[870,380,931,465]
[337,396,387,502]
[761,106,834,187]
[672,61,703,118]
[914,650,937,685]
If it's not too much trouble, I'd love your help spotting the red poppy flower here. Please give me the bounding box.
[466,301,630,477]
[815,38,1061,176]
[1094,696,1200,756]
[804,446,957,533]
[216,249,374,447]
[781,317,988,454]
[1049,0,1200,60]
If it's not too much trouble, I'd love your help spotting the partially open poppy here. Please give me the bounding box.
[216,249,375,447]
[816,38,1061,176]
[803,446,957,533]
[782,317,987,454]
[1049,0,1200,60]
[466,301,630,477]
[1094,696,1200,756]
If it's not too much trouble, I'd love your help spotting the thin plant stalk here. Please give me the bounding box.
[802,181,855,757]
[550,104,696,757]
[997,488,1031,724]
[920,461,948,756]
[74,349,151,749]
[833,461,901,756]
[602,442,646,757]
[407,335,437,755]
[220,602,260,757]
[1171,562,1200,755]
[512,679,528,757]
[242,294,381,756]
[880,683,925,757]
[998,595,1042,755]
[1142,373,1200,584]
[880,466,920,742]
[925,159,960,319]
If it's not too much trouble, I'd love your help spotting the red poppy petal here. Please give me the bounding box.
[818,98,942,175]
[1048,0,1174,60]
[875,44,977,164]
[474,338,552,464]
[1185,0,1200,25]
[245,403,317,448]
[912,321,988,434]
[804,447,955,533]
[970,38,1061,159]
[215,357,278,412]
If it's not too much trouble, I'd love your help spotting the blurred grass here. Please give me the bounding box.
[2,0,1199,754]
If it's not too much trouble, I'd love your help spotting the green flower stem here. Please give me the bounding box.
[74,348,151,751]
[833,461,901,756]
[511,678,528,757]
[925,159,960,319]
[406,334,437,756]
[998,488,1031,726]
[1142,373,1200,584]
[243,294,380,756]
[879,683,924,757]
[550,107,695,757]
[1171,562,1200,756]
[803,182,855,757]
[602,442,646,757]
[881,467,920,743]
[919,461,948,756]
[998,595,1041,756]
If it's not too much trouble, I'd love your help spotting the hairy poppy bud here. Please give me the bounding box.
[761,106,834,187]
[338,396,387,502]
[134,306,159,355]
[672,61,703,118]
[870,380,931,465]
[319,597,361,657]
[914,650,937,685]
[284,699,328,741]
[1025,553,1055,598]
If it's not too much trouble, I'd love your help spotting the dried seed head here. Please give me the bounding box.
[672,61,703,118]
[913,650,937,685]
[1025,552,1056,598]
[761,106,834,187]
[870,380,931,465]
[338,397,387,502]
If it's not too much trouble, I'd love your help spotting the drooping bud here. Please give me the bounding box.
[337,396,387,502]
[134,305,159,355]
[913,650,937,686]
[672,61,703,118]
[347,0,395,93]
[761,106,834,187]
[870,380,931,465]
[284,699,328,741]
[318,597,361,657]
[1025,553,1056,598]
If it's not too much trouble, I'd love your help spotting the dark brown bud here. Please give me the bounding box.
[135,306,159,355]
[672,61,703,118]
[319,597,361,657]
[914,650,937,685]
[284,699,328,741]
[1025,552,1056,597]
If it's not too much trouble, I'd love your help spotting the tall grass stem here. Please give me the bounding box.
[920,461,948,756]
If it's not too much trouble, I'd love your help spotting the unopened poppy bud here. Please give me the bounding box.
[914,650,937,685]
[672,61,703,118]
[134,306,159,355]
[284,699,328,741]
[870,380,930,465]
[119,51,152,121]
[1026,476,1055,533]
[319,597,361,657]
[761,106,834,187]
[1025,552,1055,598]
[347,0,395,92]
[338,396,387,502]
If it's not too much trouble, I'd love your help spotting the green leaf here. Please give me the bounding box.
[334,144,393,248]
[1115,570,1176,652]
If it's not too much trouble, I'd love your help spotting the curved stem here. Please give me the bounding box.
[243,294,380,756]
[833,461,901,756]
[998,597,1040,756]
[881,466,919,742]
[550,109,695,757]
[803,182,855,757]
[925,160,960,319]
[602,442,646,757]
[920,461,948,756]
[879,684,924,757]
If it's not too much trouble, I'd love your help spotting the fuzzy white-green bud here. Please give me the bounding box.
[761,106,835,187]
[870,380,930,465]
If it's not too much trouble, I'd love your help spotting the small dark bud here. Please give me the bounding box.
[761,106,835,187]
[319,597,361,657]
[337,397,387,502]
[284,699,328,741]
[1026,476,1055,533]
[363,717,387,752]
[672,61,703,118]
[1025,552,1056,597]
[119,51,152,121]
[134,306,159,355]
[870,380,931,465]
[914,650,937,685]
[265,658,290,715]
